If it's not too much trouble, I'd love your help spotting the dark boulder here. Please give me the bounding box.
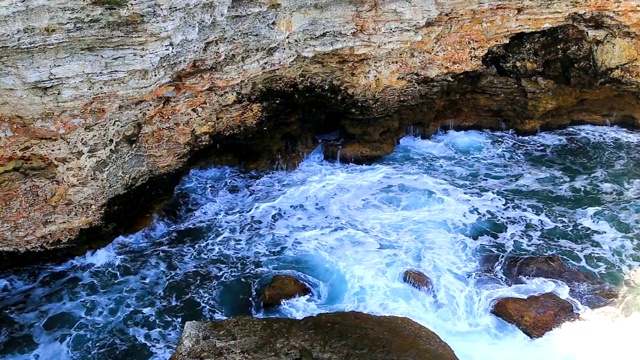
[170,311,459,360]
[503,255,595,284]
[492,293,578,338]
[402,269,433,292]
[262,275,312,309]
[501,255,617,308]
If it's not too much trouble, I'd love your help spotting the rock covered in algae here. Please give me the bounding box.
[170,311,459,360]
[492,293,578,338]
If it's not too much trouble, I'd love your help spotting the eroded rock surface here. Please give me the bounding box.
[2,1,640,265]
[492,293,578,338]
[170,311,459,360]
[262,275,312,309]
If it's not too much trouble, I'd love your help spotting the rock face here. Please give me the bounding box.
[170,311,459,360]
[492,293,578,339]
[2,1,640,265]
[262,275,312,309]
[503,255,617,308]
[403,269,433,292]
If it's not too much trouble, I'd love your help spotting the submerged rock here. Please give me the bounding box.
[262,275,312,309]
[402,269,433,292]
[502,255,617,308]
[170,311,459,360]
[492,293,577,338]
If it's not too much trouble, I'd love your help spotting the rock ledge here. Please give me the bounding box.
[170,311,458,360]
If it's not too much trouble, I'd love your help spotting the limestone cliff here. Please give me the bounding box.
[1,0,640,266]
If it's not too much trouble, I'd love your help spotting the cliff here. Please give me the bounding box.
[1,0,640,265]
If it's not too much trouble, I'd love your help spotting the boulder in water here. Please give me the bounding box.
[503,255,595,284]
[402,269,433,292]
[501,255,617,308]
[262,275,312,309]
[492,293,577,338]
[170,311,459,360]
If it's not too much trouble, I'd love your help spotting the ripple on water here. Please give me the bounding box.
[2,126,640,359]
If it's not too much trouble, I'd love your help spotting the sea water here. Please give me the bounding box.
[2,125,640,360]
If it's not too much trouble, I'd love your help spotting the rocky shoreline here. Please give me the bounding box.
[3,2,639,357]
[170,254,620,358]
[2,1,640,267]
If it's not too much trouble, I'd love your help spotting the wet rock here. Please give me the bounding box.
[502,255,616,308]
[402,269,433,292]
[170,311,459,360]
[492,293,578,338]
[503,255,595,284]
[324,141,396,165]
[262,275,312,309]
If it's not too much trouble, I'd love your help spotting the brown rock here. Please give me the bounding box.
[262,275,312,309]
[492,293,578,338]
[503,255,595,284]
[170,311,459,360]
[403,269,433,292]
[502,255,616,308]
[595,37,638,71]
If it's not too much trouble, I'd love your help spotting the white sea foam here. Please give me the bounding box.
[81,246,118,267]
[2,126,640,359]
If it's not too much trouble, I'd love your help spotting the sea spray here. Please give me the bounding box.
[1,126,640,359]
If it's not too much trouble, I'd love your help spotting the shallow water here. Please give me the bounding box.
[2,126,640,359]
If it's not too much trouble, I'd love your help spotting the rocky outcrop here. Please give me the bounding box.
[402,269,433,292]
[262,275,312,309]
[492,293,578,338]
[504,255,596,285]
[503,255,618,308]
[170,311,459,360]
[2,1,640,265]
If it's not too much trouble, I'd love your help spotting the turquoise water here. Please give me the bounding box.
[2,126,640,359]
